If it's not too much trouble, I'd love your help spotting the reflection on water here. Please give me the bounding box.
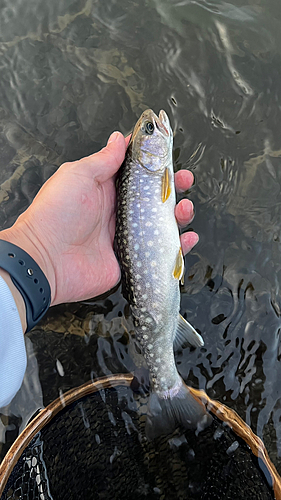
[0,0,281,481]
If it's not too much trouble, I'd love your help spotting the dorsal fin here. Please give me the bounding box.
[173,314,204,349]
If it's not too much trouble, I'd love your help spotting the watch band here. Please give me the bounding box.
[0,240,51,332]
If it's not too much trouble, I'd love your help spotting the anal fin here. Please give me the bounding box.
[173,314,204,349]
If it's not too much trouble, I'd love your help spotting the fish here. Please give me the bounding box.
[115,109,210,439]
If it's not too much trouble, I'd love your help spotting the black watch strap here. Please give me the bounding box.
[0,239,51,332]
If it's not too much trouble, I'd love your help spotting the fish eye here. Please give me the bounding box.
[145,122,154,135]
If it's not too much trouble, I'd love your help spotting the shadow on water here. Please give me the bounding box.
[1,0,281,492]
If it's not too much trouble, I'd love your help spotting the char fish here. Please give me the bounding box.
[115,109,210,438]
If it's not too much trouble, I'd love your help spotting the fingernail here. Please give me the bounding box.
[108,131,119,144]
[188,200,195,220]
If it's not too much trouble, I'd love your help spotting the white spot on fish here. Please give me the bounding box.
[135,274,141,280]
[132,223,137,227]
[143,294,148,300]
[147,344,153,349]
[142,326,147,331]
[154,230,159,235]
[151,261,157,267]
[152,208,157,212]
[147,241,153,246]
[137,261,142,267]
[145,252,150,257]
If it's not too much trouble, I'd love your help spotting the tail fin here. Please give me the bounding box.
[146,379,212,440]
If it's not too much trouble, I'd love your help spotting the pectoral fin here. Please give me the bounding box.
[173,248,184,281]
[173,314,204,349]
[162,167,172,203]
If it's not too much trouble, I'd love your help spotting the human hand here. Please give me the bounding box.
[0,132,198,308]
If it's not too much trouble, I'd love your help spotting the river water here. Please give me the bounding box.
[0,0,281,481]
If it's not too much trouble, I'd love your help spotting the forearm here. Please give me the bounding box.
[0,268,27,333]
[0,273,27,407]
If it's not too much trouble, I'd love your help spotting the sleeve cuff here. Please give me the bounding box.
[0,275,27,407]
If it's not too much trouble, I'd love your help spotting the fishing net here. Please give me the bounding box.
[0,377,276,500]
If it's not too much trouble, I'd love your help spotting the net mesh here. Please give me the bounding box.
[1,386,274,500]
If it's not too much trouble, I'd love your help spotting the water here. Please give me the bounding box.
[0,0,281,480]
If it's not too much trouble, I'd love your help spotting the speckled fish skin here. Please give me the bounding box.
[116,109,209,438]
[116,109,179,391]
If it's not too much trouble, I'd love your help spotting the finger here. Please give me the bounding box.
[80,131,127,183]
[180,231,199,255]
[175,170,194,193]
[125,134,131,148]
[175,199,194,227]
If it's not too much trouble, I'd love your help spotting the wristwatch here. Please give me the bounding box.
[0,240,51,332]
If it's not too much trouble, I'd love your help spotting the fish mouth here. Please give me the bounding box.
[153,110,170,137]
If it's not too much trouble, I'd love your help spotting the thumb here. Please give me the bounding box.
[82,131,126,183]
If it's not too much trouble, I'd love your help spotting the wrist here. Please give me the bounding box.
[0,221,56,306]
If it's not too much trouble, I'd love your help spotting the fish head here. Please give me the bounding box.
[128,109,173,172]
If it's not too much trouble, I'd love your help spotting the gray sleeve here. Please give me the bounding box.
[0,275,27,407]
